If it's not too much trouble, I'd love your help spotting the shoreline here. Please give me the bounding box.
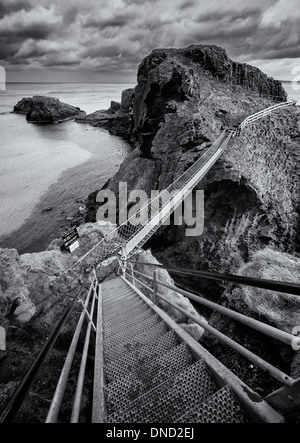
[0,122,131,254]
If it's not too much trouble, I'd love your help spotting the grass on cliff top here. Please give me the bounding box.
[231,248,300,333]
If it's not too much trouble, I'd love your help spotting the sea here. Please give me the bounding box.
[0,81,298,254]
[0,82,135,253]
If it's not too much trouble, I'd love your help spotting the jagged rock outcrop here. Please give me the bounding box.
[200,248,300,395]
[85,44,299,298]
[75,88,135,141]
[0,222,119,419]
[14,96,86,124]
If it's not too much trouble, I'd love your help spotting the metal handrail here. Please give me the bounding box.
[0,280,90,424]
[126,260,300,296]
[155,291,294,386]
[46,277,97,423]
[124,271,296,387]
[128,267,299,347]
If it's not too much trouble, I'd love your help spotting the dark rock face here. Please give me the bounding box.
[85,44,299,295]
[14,96,86,124]
[75,88,135,141]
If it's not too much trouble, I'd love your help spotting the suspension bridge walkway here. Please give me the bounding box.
[0,99,299,424]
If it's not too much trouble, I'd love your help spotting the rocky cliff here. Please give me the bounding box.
[75,88,135,141]
[85,45,299,295]
[14,96,86,124]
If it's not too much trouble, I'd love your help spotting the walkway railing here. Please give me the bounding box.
[121,259,300,412]
[0,272,98,424]
[238,99,297,132]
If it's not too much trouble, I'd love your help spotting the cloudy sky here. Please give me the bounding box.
[0,0,300,83]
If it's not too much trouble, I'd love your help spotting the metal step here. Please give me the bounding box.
[105,360,218,423]
[103,289,138,301]
[176,385,248,423]
[104,321,168,364]
[105,330,180,384]
[105,315,164,348]
[103,294,139,307]
[105,343,195,415]
[104,317,165,361]
[103,308,153,337]
[103,290,139,303]
[104,306,148,325]
[104,310,158,342]
[102,287,131,299]
[102,277,126,289]
[103,300,147,321]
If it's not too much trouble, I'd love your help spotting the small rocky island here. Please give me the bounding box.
[14,96,86,124]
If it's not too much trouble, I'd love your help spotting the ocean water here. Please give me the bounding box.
[0,83,135,253]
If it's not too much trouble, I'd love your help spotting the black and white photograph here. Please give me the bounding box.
[0,0,299,427]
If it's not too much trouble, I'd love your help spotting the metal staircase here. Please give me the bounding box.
[95,277,248,424]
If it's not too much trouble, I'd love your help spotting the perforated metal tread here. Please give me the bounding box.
[104,318,167,357]
[104,311,160,343]
[103,295,140,308]
[103,300,148,321]
[105,343,195,415]
[105,330,179,384]
[176,386,249,423]
[104,304,150,327]
[104,290,142,304]
[105,360,218,423]
[104,321,169,364]
[103,286,135,296]
[103,289,141,304]
[101,277,128,290]
[103,293,142,306]
[104,310,154,338]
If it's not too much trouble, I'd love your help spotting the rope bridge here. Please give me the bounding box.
[59,99,297,277]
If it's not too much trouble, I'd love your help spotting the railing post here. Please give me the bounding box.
[153,268,158,305]
[130,263,136,287]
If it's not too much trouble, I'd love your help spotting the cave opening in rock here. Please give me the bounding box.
[146,179,264,300]
[140,74,187,159]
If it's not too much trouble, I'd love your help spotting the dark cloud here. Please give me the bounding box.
[0,5,62,41]
[0,0,299,81]
[63,7,80,25]
[83,12,136,29]
[179,1,194,10]
[0,0,31,19]
[195,7,261,23]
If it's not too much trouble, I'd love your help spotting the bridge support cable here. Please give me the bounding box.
[59,100,296,277]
